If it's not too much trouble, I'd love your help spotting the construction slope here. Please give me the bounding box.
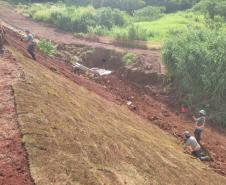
[7,47,226,185]
[0,51,34,185]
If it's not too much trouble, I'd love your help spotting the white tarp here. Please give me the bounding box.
[90,68,112,76]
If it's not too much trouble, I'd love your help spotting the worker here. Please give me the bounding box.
[102,58,106,67]
[192,110,206,144]
[72,63,80,76]
[0,20,6,54]
[183,131,209,161]
[20,28,36,60]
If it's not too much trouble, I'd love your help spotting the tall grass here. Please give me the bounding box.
[162,28,226,127]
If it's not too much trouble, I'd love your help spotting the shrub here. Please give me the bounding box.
[51,6,97,33]
[33,10,52,23]
[127,24,148,41]
[110,26,128,39]
[87,25,110,37]
[133,6,165,22]
[37,39,54,55]
[96,7,113,29]
[122,53,137,66]
[112,9,131,27]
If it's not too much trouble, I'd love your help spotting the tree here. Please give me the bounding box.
[93,0,146,14]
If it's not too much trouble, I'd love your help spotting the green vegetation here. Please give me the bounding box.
[82,49,95,59]
[12,2,162,41]
[135,11,205,42]
[133,5,165,21]
[13,1,222,42]
[162,28,226,127]
[37,39,54,55]
[85,71,90,77]
[9,46,226,185]
[122,53,137,66]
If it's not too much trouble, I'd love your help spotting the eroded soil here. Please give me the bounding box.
[0,51,34,184]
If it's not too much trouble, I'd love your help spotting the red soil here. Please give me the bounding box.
[1,4,226,179]
[0,51,34,184]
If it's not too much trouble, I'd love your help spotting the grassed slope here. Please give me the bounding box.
[10,47,226,185]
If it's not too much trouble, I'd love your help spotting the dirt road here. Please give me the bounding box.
[1,2,226,179]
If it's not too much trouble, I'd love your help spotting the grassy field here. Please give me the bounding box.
[135,11,205,42]
[8,46,226,184]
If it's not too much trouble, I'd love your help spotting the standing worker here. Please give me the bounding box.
[183,131,209,161]
[0,20,6,54]
[192,110,206,144]
[72,63,80,76]
[20,28,36,60]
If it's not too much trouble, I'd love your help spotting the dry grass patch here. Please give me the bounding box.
[8,47,226,185]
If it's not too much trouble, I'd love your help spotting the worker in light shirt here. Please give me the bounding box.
[21,28,36,60]
[192,110,206,144]
[183,131,209,161]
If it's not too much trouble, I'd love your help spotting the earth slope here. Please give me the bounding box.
[8,47,226,185]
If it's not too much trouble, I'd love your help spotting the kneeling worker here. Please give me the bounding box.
[21,28,36,60]
[183,131,209,161]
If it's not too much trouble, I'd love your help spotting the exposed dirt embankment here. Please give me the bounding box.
[0,51,34,184]
[54,44,163,86]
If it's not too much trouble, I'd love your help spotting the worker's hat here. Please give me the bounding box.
[184,131,190,137]
[24,28,30,32]
[199,110,205,115]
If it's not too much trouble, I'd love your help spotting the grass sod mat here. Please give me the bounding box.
[9,47,226,184]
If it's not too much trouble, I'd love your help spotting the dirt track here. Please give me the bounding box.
[0,51,34,184]
[1,3,226,182]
